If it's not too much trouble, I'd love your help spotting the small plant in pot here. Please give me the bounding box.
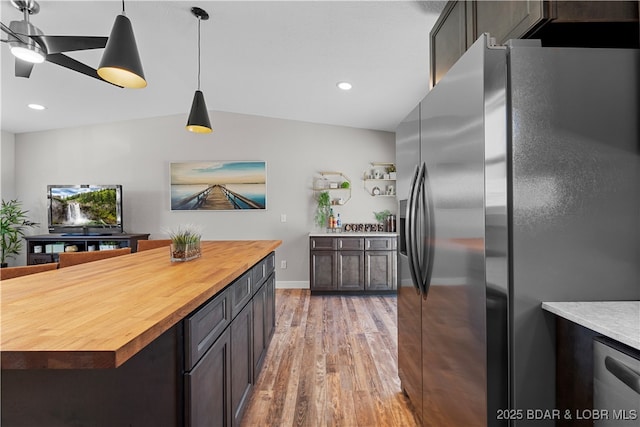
[168,224,202,262]
[373,210,392,223]
[385,164,396,179]
[0,199,38,267]
[373,210,393,231]
[314,191,331,229]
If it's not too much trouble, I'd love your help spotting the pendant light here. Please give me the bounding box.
[98,0,146,88]
[186,7,212,134]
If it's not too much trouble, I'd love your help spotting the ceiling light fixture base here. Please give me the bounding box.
[10,0,39,15]
[191,7,209,20]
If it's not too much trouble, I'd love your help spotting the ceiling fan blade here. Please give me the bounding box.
[31,35,108,54]
[15,58,34,78]
[45,53,122,87]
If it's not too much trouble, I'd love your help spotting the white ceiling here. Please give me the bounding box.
[1,0,446,134]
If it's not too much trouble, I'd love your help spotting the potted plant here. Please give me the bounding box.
[386,164,396,180]
[0,199,38,267]
[168,224,202,262]
[314,191,331,229]
[373,210,393,231]
[373,210,391,223]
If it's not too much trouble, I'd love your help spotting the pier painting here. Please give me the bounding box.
[171,161,266,210]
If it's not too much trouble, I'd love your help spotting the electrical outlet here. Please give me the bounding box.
[280,213,287,223]
[280,260,287,269]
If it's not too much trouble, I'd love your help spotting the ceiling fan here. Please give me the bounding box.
[0,0,119,86]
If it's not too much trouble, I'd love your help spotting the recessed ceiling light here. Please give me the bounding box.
[337,82,352,91]
[28,103,46,110]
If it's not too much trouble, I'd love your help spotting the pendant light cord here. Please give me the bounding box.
[197,17,202,91]
[122,0,126,14]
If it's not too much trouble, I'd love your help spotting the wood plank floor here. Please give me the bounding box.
[241,289,421,427]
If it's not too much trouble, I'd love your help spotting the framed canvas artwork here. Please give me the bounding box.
[170,161,267,210]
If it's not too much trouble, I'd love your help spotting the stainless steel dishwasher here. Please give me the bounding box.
[594,337,640,426]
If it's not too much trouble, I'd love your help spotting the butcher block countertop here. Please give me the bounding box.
[1,240,281,370]
[542,301,640,351]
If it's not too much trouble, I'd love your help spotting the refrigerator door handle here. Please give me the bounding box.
[417,162,435,297]
[605,356,640,395]
[406,164,422,294]
[412,162,427,294]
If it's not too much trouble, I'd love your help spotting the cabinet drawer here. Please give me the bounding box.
[337,237,364,250]
[230,270,253,319]
[365,237,397,251]
[252,252,275,293]
[184,288,230,370]
[310,237,337,250]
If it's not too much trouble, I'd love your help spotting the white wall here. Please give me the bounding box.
[1,130,16,201]
[1,131,17,266]
[13,111,396,285]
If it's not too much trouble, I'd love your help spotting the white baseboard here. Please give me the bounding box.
[275,280,309,289]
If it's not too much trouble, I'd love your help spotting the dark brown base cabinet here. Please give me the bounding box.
[1,252,276,427]
[231,301,253,427]
[185,328,231,427]
[188,252,276,427]
[309,235,397,293]
[253,273,275,379]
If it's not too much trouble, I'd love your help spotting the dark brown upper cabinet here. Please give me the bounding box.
[430,0,639,88]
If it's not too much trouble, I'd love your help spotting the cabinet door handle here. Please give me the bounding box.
[605,355,640,394]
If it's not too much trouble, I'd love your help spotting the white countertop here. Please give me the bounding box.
[541,301,640,351]
[309,232,398,237]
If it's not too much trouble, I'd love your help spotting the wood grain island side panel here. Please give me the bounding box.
[1,240,281,370]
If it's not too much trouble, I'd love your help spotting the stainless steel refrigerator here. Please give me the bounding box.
[396,34,640,426]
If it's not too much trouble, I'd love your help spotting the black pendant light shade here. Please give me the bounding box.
[186,6,212,134]
[187,90,212,133]
[98,14,146,88]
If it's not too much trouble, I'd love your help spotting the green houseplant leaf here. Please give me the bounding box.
[373,210,392,223]
[314,191,331,229]
[1,199,39,265]
[167,224,202,262]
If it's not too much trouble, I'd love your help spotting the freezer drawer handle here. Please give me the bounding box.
[605,355,640,395]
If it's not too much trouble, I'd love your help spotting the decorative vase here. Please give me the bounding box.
[170,241,201,262]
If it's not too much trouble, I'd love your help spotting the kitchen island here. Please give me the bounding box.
[542,301,640,427]
[542,301,640,351]
[1,240,281,426]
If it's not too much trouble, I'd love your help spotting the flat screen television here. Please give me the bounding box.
[47,185,123,235]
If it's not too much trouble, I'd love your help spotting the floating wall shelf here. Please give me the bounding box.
[363,162,396,197]
[313,171,352,205]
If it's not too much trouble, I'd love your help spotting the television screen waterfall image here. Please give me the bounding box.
[170,161,267,210]
[49,186,120,227]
